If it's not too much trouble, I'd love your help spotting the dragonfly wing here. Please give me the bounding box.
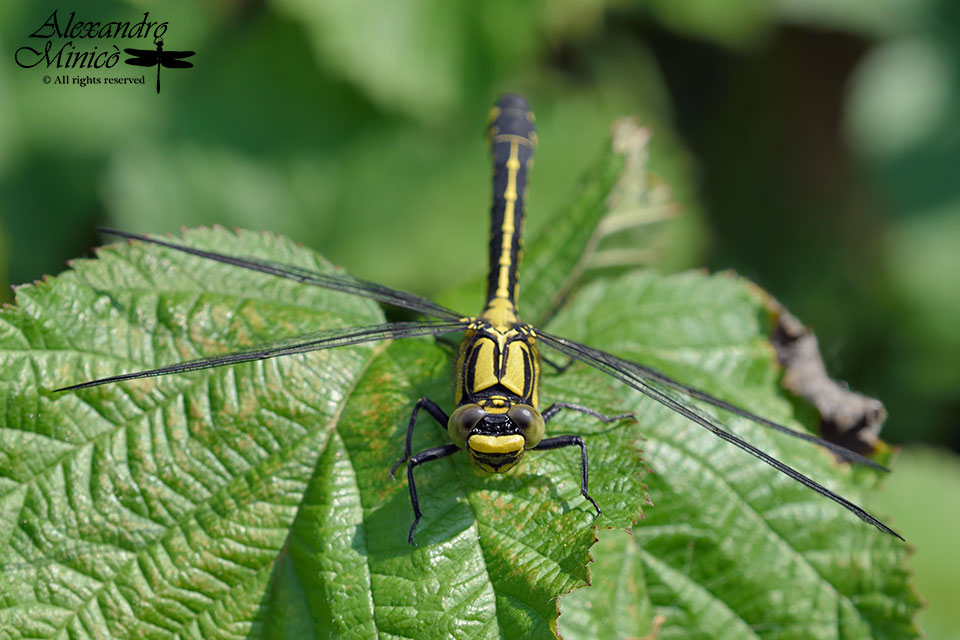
[536,329,884,468]
[534,329,902,540]
[56,320,465,392]
[97,228,464,322]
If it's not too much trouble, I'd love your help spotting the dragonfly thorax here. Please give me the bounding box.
[455,319,541,410]
[480,298,519,331]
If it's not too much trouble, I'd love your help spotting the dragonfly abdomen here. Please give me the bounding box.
[485,94,537,321]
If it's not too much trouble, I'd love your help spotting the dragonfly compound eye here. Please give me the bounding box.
[508,404,544,447]
[448,403,486,449]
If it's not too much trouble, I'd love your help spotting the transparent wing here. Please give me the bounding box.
[542,332,885,470]
[98,228,465,322]
[535,328,902,540]
[56,320,466,392]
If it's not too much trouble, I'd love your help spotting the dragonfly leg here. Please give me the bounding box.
[533,435,601,516]
[406,444,459,545]
[541,402,635,425]
[390,398,449,478]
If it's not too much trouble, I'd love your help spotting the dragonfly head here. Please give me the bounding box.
[448,403,545,473]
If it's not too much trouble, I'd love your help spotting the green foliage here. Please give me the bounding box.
[0,1,950,634]
[0,227,644,638]
[0,138,917,636]
[272,0,467,116]
[869,447,960,640]
[550,271,918,639]
[644,0,772,46]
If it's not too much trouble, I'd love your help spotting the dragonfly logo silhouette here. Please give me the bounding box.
[123,37,194,93]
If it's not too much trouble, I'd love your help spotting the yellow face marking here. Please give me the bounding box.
[482,397,509,412]
[468,434,524,455]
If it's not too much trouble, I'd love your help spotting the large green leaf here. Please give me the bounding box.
[552,272,919,639]
[0,227,645,638]
[0,129,919,637]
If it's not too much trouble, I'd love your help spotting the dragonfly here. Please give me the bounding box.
[124,38,195,94]
[54,94,901,545]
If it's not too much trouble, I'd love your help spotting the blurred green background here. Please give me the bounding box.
[2,0,958,636]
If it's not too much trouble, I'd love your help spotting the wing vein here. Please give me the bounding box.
[535,329,902,540]
[55,320,465,392]
[97,228,464,322]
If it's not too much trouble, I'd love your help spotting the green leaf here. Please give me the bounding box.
[551,271,919,639]
[0,122,919,637]
[271,0,466,116]
[556,529,657,639]
[0,228,383,636]
[644,0,773,48]
[0,232,919,639]
[0,227,645,638]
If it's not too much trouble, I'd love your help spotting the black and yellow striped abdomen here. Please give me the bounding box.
[484,94,536,327]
